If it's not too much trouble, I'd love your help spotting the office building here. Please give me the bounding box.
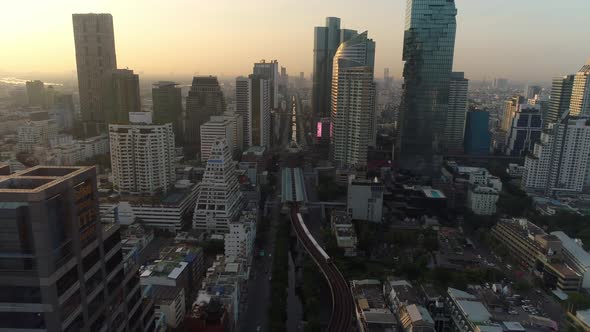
[200,116,235,162]
[224,111,244,156]
[51,94,75,131]
[193,139,243,233]
[72,13,117,134]
[463,110,490,155]
[570,59,590,116]
[444,72,469,154]
[26,80,44,107]
[397,0,457,172]
[347,175,383,223]
[185,76,226,152]
[545,75,574,128]
[525,84,542,100]
[253,60,279,109]
[235,76,271,148]
[109,113,175,195]
[330,32,376,168]
[152,81,183,144]
[523,116,590,194]
[107,68,141,124]
[224,218,256,261]
[505,105,542,157]
[0,166,153,331]
[17,118,58,153]
[312,17,359,120]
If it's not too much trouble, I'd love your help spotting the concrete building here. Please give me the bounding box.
[0,166,154,331]
[100,180,199,232]
[505,105,542,157]
[501,95,525,133]
[151,286,185,329]
[467,186,499,216]
[17,118,58,153]
[109,114,175,195]
[491,218,582,291]
[185,76,226,154]
[463,110,490,155]
[224,111,244,156]
[193,139,243,233]
[523,116,590,194]
[347,176,383,223]
[444,72,469,154]
[235,75,271,148]
[200,116,235,162]
[26,80,45,107]
[545,75,574,129]
[551,231,590,289]
[493,78,508,89]
[351,279,398,331]
[330,210,358,257]
[224,215,256,261]
[570,59,590,116]
[253,60,280,109]
[106,68,141,124]
[152,81,183,145]
[72,13,117,134]
[330,32,376,168]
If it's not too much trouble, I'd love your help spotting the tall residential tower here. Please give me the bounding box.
[330,32,376,169]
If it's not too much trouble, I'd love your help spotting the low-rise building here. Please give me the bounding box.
[152,285,186,329]
[467,186,499,215]
[551,231,590,289]
[507,163,525,178]
[352,279,398,331]
[331,210,358,256]
[185,297,229,332]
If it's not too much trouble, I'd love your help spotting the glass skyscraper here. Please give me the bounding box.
[312,17,358,137]
[545,75,574,128]
[397,0,457,172]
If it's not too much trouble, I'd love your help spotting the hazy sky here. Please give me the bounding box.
[1,0,589,83]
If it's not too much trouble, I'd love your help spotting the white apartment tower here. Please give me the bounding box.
[200,116,235,162]
[193,139,243,232]
[330,32,376,169]
[523,115,590,194]
[235,76,271,148]
[109,114,175,195]
[570,59,590,116]
[224,221,256,260]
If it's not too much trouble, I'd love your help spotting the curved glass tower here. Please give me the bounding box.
[330,32,376,168]
[397,0,457,172]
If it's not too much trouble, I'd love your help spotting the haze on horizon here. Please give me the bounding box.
[1,0,589,83]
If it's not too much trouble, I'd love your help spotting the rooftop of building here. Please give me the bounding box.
[100,180,197,206]
[0,166,93,193]
[387,279,420,304]
[243,145,266,156]
[551,231,590,268]
[353,279,388,310]
[332,210,353,225]
[140,260,188,280]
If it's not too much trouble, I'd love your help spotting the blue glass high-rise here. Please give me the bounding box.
[397,0,457,172]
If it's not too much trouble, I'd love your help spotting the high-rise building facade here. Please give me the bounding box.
[493,78,509,89]
[444,72,469,154]
[152,81,184,145]
[545,75,574,128]
[235,76,271,148]
[185,76,226,152]
[109,114,175,195]
[524,84,542,100]
[26,80,45,107]
[501,95,525,132]
[397,0,457,171]
[0,166,153,331]
[505,105,542,157]
[569,59,590,116]
[464,110,490,156]
[200,116,235,162]
[193,139,243,233]
[107,69,141,124]
[523,116,590,194]
[330,32,376,169]
[312,17,358,120]
[223,111,244,156]
[253,60,279,109]
[72,13,117,133]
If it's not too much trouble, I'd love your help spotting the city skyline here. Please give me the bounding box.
[1,0,589,82]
